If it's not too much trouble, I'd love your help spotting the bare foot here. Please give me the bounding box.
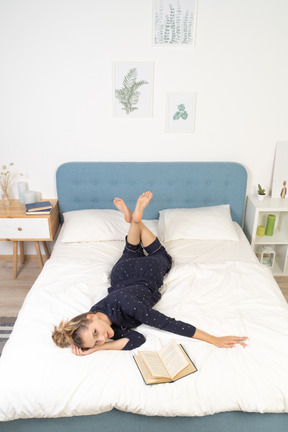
[113,198,133,223]
[133,191,153,223]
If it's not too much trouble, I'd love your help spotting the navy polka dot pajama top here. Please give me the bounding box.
[90,237,196,350]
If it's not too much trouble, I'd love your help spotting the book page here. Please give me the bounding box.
[139,351,170,379]
[134,356,170,385]
[158,340,189,379]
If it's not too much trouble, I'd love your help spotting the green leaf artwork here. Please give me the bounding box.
[155,0,195,45]
[115,68,148,115]
[173,104,188,120]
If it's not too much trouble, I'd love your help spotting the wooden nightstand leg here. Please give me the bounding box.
[19,241,25,264]
[42,241,50,260]
[34,241,44,270]
[13,241,18,278]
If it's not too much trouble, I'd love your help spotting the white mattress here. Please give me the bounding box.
[1,224,288,421]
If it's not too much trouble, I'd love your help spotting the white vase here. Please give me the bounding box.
[17,181,28,204]
[257,194,265,201]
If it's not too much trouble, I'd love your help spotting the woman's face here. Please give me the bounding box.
[80,314,114,349]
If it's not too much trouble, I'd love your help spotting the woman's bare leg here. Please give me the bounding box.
[113,192,156,247]
[114,197,141,245]
[113,198,132,223]
[133,191,153,223]
[133,192,156,247]
[126,221,141,246]
[137,222,156,248]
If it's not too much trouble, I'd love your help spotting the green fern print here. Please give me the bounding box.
[155,0,194,45]
[115,68,148,115]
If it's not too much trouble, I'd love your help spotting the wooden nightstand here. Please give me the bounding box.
[0,199,60,278]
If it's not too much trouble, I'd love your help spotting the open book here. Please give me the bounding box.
[134,340,197,385]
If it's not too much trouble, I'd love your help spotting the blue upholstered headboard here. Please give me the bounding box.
[56,162,247,225]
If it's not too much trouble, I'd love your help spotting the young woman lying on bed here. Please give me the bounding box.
[52,192,248,356]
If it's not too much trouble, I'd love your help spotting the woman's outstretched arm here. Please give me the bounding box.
[127,302,248,349]
[193,329,248,348]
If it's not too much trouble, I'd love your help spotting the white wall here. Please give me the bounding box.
[1,0,288,254]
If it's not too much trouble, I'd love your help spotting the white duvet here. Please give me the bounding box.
[1,228,288,421]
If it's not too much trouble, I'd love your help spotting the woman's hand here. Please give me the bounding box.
[213,336,248,348]
[193,329,248,348]
[71,344,100,356]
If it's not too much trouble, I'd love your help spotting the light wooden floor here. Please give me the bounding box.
[0,256,47,316]
[0,255,288,317]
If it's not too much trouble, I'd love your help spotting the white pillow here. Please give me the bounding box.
[158,205,239,242]
[61,209,159,243]
[61,209,128,242]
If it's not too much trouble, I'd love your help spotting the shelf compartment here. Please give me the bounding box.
[255,229,288,245]
[244,196,288,275]
[255,212,288,244]
[274,244,288,273]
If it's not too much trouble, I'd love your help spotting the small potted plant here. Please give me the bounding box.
[257,184,266,201]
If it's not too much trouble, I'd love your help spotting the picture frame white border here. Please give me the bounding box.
[271,142,288,198]
[113,62,154,118]
[165,92,197,133]
[153,0,198,47]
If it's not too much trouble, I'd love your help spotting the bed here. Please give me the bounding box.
[1,161,288,432]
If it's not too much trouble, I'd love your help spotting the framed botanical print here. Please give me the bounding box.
[153,0,198,46]
[166,92,197,133]
[113,62,154,118]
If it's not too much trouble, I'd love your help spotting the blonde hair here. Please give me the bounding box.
[52,312,92,348]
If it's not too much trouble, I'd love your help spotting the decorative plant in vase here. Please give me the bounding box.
[257,184,266,201]
[0,163,23,206]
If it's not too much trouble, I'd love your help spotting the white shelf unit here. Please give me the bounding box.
[244,196,288,275]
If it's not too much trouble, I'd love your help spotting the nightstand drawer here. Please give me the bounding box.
[0,218,50,240]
